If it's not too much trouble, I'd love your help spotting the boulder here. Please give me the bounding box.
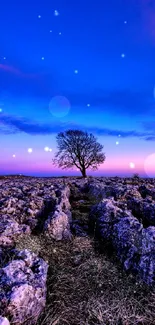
[44,186,72,240]
[0,317,10,325]
[44,208,72,240]
[0,215,31,248]
[89,198,123,240]
[112,215,143,271]
[0,249,48,325]
[138,227,155,285]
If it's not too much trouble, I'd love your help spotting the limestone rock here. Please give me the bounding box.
[0,249,48,325]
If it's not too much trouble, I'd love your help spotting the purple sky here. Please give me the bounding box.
[0,0,155,177]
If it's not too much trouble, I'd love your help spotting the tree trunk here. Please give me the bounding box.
[81,167,87,178]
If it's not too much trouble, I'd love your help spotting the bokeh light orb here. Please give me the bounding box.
[144,153,155,177]
[0,108,2,112]
[44,146,49,152]
[116,141,119,145]
[12,154,16,158]
[54,10,59,16]
[49,96,71,118]
[130,162,135,169]
[28,148,33,153]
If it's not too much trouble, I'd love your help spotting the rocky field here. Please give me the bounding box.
[0,175,155,325]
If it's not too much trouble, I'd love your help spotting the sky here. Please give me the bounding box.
[0,0,155,177]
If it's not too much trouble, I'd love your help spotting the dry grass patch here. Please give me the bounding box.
[34,235,155,325]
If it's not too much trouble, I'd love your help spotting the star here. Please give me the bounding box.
[44,146,49,152]
[121,53,126,58]
[54,10,59,16]
[74,70,78,74]
[28,148,33,153]
[129,162,135,169]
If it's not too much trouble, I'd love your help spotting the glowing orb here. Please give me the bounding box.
[38,15,41,18]
[121,53,125,58]
[116,141,119,145]
[28,148,33,153]
[124,21,127,24]
[49,148,52,152]
[0,108,2,112]
[50,30,52,33]
[87,104,90,107]
[118,134,121,137]
[130,162,135,169]
[59,32,62,35]
[54,10,59,16]
[41,57,45,60]
[3,57,6,60]
[144,153,155,177]
[49,96,71,118]
[44,146,49,152]
[12,154,16,158]
[74,70,78,74]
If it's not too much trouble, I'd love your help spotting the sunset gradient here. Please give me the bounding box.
[0,0,155,177]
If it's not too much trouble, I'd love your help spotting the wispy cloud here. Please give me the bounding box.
[145,136,155,141]
[0,64,37,79]
[0,113,155,140]
[65,88,154,116]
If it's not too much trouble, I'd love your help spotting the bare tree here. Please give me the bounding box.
[53,129,106,177]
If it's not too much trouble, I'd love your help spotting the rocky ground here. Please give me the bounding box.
[1,175,155,325]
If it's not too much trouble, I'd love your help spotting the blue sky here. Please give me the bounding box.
[0,0,155,177]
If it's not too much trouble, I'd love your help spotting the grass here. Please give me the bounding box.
[15,232,155,325]
[2,181,155,325]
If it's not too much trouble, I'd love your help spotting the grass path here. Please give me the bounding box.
[15,192,155,325]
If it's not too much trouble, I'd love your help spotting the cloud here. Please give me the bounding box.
[65,88,154,116]
[142,121,155,131]
[141,121,155,140]
[145,136,155,141]
[0,64,37,79]
[0,113,155,140]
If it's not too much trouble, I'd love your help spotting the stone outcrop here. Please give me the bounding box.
[89,193,155,285]
[0,215,31,248]
[0,317,10,325]
[0,249,48,325]
[139,227,155,285]
[1,173,155,325]
[44,185,72,240]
